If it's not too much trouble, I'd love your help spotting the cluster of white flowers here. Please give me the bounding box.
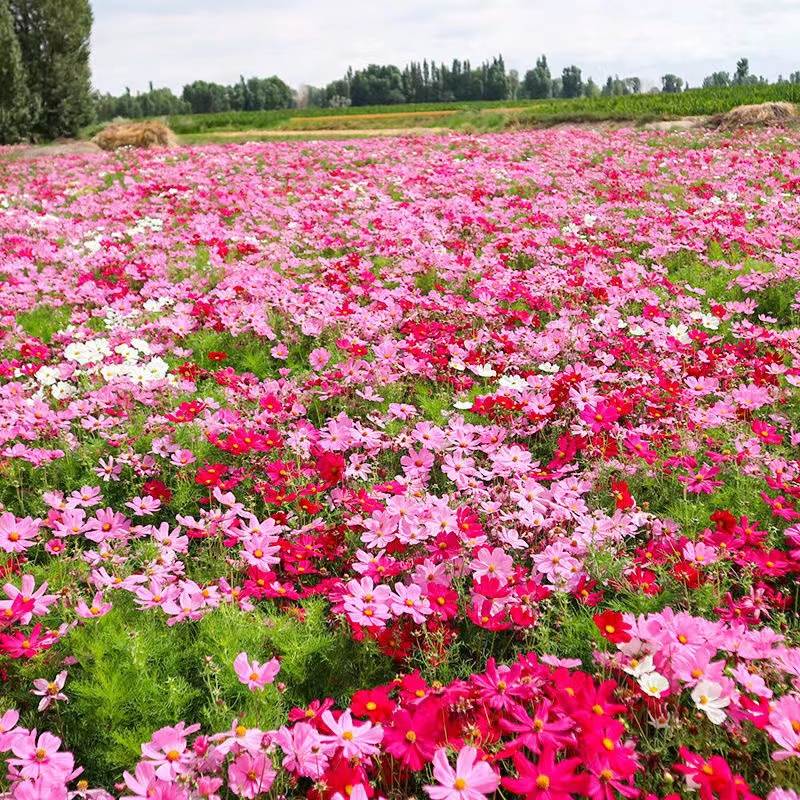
[104,308,138,330]
[64,338,113,365]
[143,296,175,313]
[34,366,76,399]
[127,216,164,236]
[99,356,171,385]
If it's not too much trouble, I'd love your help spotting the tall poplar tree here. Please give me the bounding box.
[12,0,94,140]
[0,0,31,143]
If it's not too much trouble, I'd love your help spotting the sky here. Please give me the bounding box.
[90,0,800,96]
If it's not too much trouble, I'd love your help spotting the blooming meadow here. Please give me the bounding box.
[0,128,800,799]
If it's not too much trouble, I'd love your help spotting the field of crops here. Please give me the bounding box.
[1,126,800,799]
[161,83,800,135]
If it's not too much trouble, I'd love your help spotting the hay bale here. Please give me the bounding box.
[714,102,798,131]
[92,121,178,151]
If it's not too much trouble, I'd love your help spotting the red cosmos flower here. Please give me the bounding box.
[710,509,736,532]
[672,561,700,588]
[593,610,632,644]
[259,393,283,413]
[611,480,634,510]
[425,583,459,622]
[142,479,172,504]
[674,748,751,800]
[316,452,345,485]
[350,685,395,723]
[207,351,228,361]
[573,575,603,606]
[287,697,335,727]
[172,361,201,381]
[195,463,227,487]
[625,567,661,596]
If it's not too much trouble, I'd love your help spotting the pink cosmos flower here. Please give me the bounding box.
[424,745,500,800]
[0,709,20,750]
[1,575,57,625]
[75,591,113,620]
[210,718,265,756]
[233,651,281,691]
[309,347,331,370]
[140,722,201,779]
[273,722,334,778]
[0,513,40,553]
[320,709,383,759]
[227,751,276,798]
[389,582,433,624]
[31,671,68,712]
[8,730,75,781]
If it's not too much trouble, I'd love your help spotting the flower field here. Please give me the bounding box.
[1,128,800,799]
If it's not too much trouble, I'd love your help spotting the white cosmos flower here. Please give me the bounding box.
[691,680,730,725]
[538,362,560,373]
[637,671,669,698]
[499,375,529,391]
[35,366,59,386]
[470,363,497,378]
[51,381,76,400]
[668,323,691,344]
[623,654,655,678]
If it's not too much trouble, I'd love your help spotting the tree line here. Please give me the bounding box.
[96,56,800,122]
[94,75,294,121]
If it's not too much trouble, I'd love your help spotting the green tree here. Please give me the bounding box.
[0,0,31,143]
[733,58,749,85]
[484,55,508,100]
[523,55,552,99]
[11,0,94,139]
[661,73,684,93]
[561,65,583,98]
[702,71,730,88]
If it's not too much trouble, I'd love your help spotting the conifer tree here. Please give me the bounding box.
[0,0,30,143]
[11,0,94,140]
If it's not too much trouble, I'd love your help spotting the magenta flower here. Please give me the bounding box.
[233,651,281,691]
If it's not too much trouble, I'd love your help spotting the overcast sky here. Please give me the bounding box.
[90,0,800,95]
